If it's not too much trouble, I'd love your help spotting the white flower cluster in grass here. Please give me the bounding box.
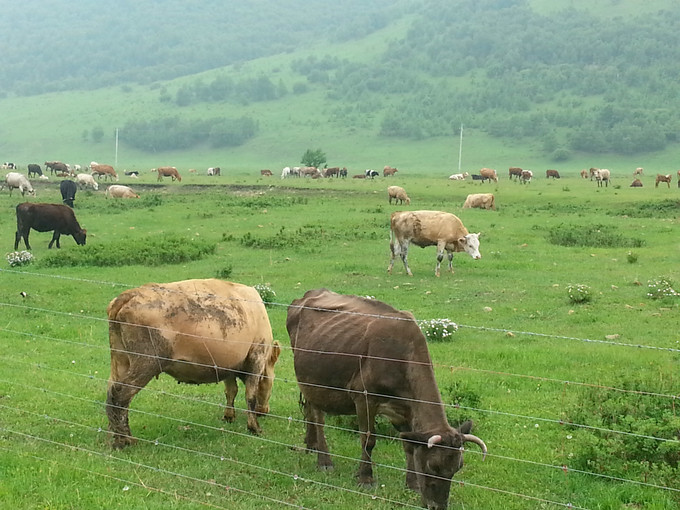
[418,318,458,342]
[646,278,679,300]
[6,251,33,267]
[566,283,592,304]
[253,283,276,307]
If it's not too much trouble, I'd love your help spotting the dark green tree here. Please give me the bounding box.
[91,126,104,143]
[301,148,326,168]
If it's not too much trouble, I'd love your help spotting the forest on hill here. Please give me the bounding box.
[2,0,679,159]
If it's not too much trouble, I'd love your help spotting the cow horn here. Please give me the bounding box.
[427,434,442,448]
[463,434,488,460]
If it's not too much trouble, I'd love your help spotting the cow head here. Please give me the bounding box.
[74,229,87,246]
[401,421,486,510]
[255,341,281,415]
[458,232,481,260]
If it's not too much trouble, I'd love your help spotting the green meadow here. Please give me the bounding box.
[0,171,678,509]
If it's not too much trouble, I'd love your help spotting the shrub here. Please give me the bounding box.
[646,278,678,300]
[216,265,233,279]
[418,318,458,342]
[548,224,644,248]
[566,284,592,304]
[6,251,33,267]
[253,283,276,308]
[626,251,638,264]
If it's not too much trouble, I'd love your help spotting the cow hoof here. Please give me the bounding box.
[317,464,334,472]
[357,478,375,490]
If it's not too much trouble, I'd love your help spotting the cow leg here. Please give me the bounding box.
[446,251,454,274]
[398,241,413,276]
[354,400,377,488]
[242,372,262,435]
[435,241,447,277]
[388,238,399,274]
[222,375,238,423]
[48,232,61,249]
[392,421,419,491]
[302,400,333,471]
[15,230,29,250]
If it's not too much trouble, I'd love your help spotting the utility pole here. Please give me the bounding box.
[115,128,119,166]
[457,124,464,173]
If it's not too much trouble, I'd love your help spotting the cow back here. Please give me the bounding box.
[391,210,468,248]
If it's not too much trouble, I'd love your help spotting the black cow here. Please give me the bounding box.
[60,180,77,208]
[365,169,379,179]
[471,174,487,182]
[15,202,87,250]
[27,164,43,177]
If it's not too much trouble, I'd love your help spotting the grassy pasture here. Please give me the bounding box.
[0,170,679,509]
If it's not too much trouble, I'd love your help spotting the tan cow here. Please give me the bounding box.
[106,185,140,199]
[157,166,182,182]
[480,167,498,182]
[387,185,410,205]
[388,210,481,277]
[105,279,281,448]
[463,193,496,210]
[299,166,321,178]
[383,165,398,177]
[655,174,672,188]
[630,179,643,187]
[594,168,610,187]
[90,164,119,181]
[634,167,644,176]
[260,169,273,177]
[580,169,589,179]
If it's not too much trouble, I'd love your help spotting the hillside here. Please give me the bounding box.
[2,0,680,170]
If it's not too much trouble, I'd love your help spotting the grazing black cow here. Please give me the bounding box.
[60,180,78,208]
[15,202,87,250]
[27,164,43,177]
[471,174,487,182]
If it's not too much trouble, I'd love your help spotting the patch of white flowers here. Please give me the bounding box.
[566,283,592,304]
[646,278,678,300]
[253,283,276,308]
[418,318,458,342]
[6,251,33,267]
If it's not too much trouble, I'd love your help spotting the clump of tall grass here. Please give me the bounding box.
[646,277,678,300]
[548,224,644,248]
[418,318,458,342]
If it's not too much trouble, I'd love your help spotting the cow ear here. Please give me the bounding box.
[458,420,474,435]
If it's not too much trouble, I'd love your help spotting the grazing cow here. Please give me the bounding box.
[106,185,140,199]
[388,210,481,277]
[299,166,321,178]
[323,167,340,178]
[60,180,77,208]
[207,167,221,176]
[509,167,523,180]
[76,173,99,191]
[281,166,299,179]
[630,179,643,188]
[520,170,533,184]
[106,279,281,448]
[14,202,86,250]
[634,167,644,176]
[594,169,610,187]
[580,169,588,179]
[471,174,485,182]
[546,169,560,179]
[383,165,398,177]
[156,166,181,182]
[655,174,672,188]
[260,169,273,177]
[448,172,469,180]
[1,172,35,197]
[287,289,487,509]
[479,167,498,182]
[365,169,379,179]
[45,161,68,175]
[339,167,348,178]
[91,164,119,181]
[2,162,17,170]
[387,185,410,205]
[27,164,43,177]
[463,193,496,210]
[589,167,599,181]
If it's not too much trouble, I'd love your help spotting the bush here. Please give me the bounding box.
[6,251,33,267]
[626,251,638,264]
[548,224,645,248]
[646,278,678,300]
[253,283,276,308]
[418,318,458,342]
[566,284,592,304]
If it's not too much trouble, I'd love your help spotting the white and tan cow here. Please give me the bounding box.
[76,173,99,190]
[655,174,672,188]
[105,279,281,448]
[448,172,469,180]
[387,185,410,205]
[594,168,611,187]
[1,172,35,197]
[388,210,481,277]
[106,185,140,199]
[520,170,533,184]
[463,193,496,210]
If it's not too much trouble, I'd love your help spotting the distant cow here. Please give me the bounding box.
[124,170,139,176]
[634,167,644,176]
[156,166,181,182]
[655,174,672,188]
[106,185,140,199]
[300,166,321,178]
[353,174,366,179]
[546,169,560,179]
[27,164,43,177]
[509,167,523,180]
[387,185,410,205]
[60,180,77,208]
[45,161,68,175]
[1,172,35,197]
[260,169,273,177]
[594,169,610,187]
[208,167,221,176]
[449,172,469,180]
[324,167,340,178]
[520,170,533,184]
[339,167,347,178]
[471,174,485,182]
[106,279,281,448]
[630,179,643,188]
[580,169,589,179]
[365,169,379,179]
[463,193,496,210]
[14,202,86,250]
[287,288,487,510]
[388,210,481,277]
[589,168,599,181]
[383,166,398,177]
[480,167,498,182]
[2,162,17,170]
[91,164,119,181]
[76,173,99,191]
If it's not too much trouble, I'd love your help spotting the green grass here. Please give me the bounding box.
[1,174,678,509]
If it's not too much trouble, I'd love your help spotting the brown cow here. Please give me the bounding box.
[299,166,321,178]
[383,165,398,177]
[157,166,182,182]
[463,193,496,210]
[45,161,68,175]
[323,167,340,177]
[388,210,481,277]
[15,202,86,250]
[508,167,523,180]
[479,167,498,182]
[580,169,589,179]
[287,289,487,509]
[546,169,560,179]
[260,169,273,177]
[630,179,643,187]
[106,279,281,448]
[655,174,672,188]
[91,164,119,181]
